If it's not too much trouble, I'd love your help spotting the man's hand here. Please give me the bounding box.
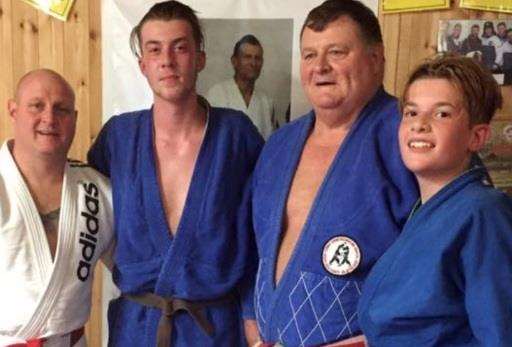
[244,319,261,347]
[322,335,367,347]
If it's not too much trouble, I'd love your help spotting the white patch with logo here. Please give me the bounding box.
[322,236,361,276]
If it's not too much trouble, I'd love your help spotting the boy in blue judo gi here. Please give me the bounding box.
[87,1,263,346]
[250,1,419,346]
[358,55,512,346]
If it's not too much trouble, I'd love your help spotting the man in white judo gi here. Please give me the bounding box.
[207,34,275,139]
[0,69,114,347]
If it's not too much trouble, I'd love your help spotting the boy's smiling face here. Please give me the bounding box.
[399,78,488,186]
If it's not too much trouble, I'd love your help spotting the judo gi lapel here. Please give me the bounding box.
[358,168,487,314]
[139,111,174,254]
[0,142,53,281]
[267,89,391,303]
[158,110,214,294]
[230,78,250,113]
[405,168,486,234]
[139,109,215,295]
[261,115,314,293]
[0,142,77,339]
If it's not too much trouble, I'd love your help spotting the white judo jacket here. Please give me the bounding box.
[0,141,114,346]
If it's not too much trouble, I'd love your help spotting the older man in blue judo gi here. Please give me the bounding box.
[88,1,263,346]
[250,1,419,346]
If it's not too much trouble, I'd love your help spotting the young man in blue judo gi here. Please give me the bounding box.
[358,55,512,346]
[87,1,263,346]
[250,1,419,346]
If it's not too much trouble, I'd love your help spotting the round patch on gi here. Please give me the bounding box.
[322,236,361,276]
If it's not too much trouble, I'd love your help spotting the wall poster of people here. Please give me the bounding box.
[196,19,293,130]
[439,19,512,194]
[438,19,512,85]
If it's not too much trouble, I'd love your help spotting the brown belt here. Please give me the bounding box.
[125,292,235,347]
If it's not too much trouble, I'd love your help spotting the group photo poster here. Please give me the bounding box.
[438,19,512,85]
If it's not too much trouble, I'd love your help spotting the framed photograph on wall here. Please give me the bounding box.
[438,19,512,85]
[196,19,293,130]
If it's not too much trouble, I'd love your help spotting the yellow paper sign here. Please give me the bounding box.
[460,0,512,14]
[21,0,75,21]
[382,0,450,13]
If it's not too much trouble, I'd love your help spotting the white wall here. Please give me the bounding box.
[102,0,378,123]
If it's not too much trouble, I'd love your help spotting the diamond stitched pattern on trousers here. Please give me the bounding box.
[277,272,362,346]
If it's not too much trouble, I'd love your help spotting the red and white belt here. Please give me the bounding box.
[256,334,367,347]
[8,326,84,347]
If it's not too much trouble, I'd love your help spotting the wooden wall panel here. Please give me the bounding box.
[86,3,103,345]
[12,2,39,84]
[0,0,100,161]
[88,0,102,146]
[38,12,64,78]
[382,12,400,91]
[0,0,14,141]
[63,0,90,160]
[0,0,103,345]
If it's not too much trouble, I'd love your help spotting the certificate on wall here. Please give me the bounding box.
[21,0,75,21]
[460,0,512,14]
[382,0,450,13]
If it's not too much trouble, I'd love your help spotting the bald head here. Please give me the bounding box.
[15,69,75,105]
[8,68,78,162]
